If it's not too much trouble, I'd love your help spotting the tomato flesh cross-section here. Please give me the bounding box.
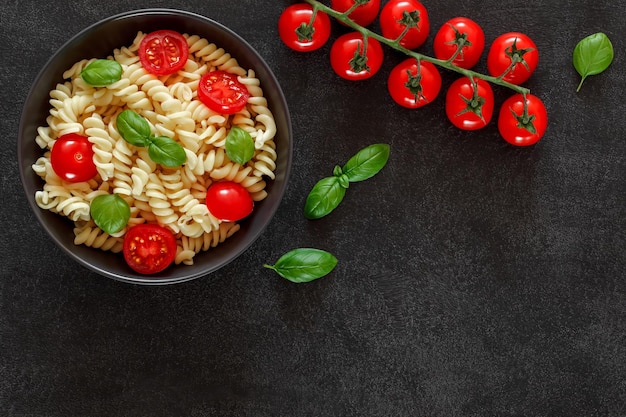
[139,30,189,76]
[198,71,250,114]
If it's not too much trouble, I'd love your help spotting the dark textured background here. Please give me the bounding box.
[1,0,625,416]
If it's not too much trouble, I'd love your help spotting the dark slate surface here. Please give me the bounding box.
[1,0,625,416]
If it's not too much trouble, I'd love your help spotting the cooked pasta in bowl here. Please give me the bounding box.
[18,9,292,284]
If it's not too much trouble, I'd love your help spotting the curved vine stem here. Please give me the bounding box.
[305,0,531,98]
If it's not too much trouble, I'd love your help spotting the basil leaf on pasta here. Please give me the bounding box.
[342,143,390,182]
[116,110,152,147]
[90,194,130,235]
[304,176,346,219]
[264,248,338,283]
[80,59,123,87]
[148,136,187,167]
[225,126,255,165]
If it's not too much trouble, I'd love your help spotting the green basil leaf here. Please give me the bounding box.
[304,176,347,220]
[225,126,255,165]
[573,32,614,92]
[342,143,390,182]
[80,59,123,87]
[90,194,130,235]
[116,110,152,147]
[264,248,338,283]
[148,136,187,167]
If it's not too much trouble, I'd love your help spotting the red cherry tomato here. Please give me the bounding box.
[380,0,430,50]
[445,77,494,130]
[278,3,331,52]
[50,133,98,182]
[498,93,548,146]
[198,70,250,114]
[123,224,177,275]
[330,0,381,27]
[487,32,538,85]
[205,181,254,222]
[330,32,384,81]
[139,30,189,76]
[387,58,441,108]
[433,17,485,69]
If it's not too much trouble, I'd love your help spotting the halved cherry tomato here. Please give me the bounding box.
[487,32,538,85]
[198,71,250,114]
[50,133,98,182]
[433,17,485,69]
[387,58,441,108]
[331,0,381,27]
[445,77,494,130]
[139,30,189,76]
[123,224,177,275]
[278,3,331,52]
[205,181,254,222]
[498,93,548,146]
[380,0,430,50]
[330,32,384,81]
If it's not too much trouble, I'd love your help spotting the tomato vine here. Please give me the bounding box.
[303,0,530,97]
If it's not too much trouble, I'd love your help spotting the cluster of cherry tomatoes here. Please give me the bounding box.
[278,0,548,146]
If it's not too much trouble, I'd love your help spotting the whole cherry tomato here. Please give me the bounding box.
[330,32,384,81]
[198,70,250,114]
[205,181,254,222]
[139,30,189,76]
[487,32,538,85]
[445,77,494,130]
[498,93,548,146]
[331,0,381,27]
[123,224,177,275]
[433,17,485,69]
[278,3,331,52]
[380,0,430,50]
[387,58,441,108]
[50,133,98,182]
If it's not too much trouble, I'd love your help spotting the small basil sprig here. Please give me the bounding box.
[80,59,123,87]
[116,110,186,167]
[304,143,390,219]
[225,126,255,165]
[90,194,131,234]
[573,32,614,92]
[264,248,338,283]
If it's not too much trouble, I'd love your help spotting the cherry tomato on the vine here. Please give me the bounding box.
[380,0,430,50]
[331,0,381,27]
[139,30,189,76]
[206,181,254,222]
[123,224,177,275]
[278,3,331,52]
[445,77,494,130]
[330,32,384,81]
[433,17,485,69]
[387,58,441,108]
[50,133,98,183]
[487,32,538,85]
[498,93,547,146]
[198,70,250,114]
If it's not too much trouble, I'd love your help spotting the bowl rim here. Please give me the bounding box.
[17,8,293,285]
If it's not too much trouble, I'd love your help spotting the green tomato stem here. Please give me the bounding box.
[304,0,530,97]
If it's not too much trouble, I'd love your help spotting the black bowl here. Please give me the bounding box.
[18,9,292,285]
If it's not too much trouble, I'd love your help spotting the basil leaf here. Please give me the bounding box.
[573,32,614,92]
[304,176,347,220]
[264,248,338,283]
[90,194,130,235]
[148,136,187,167]
[342,143,390,182]
[80,59,123,87]
[116,110,152,147]
[225,126,255,165]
